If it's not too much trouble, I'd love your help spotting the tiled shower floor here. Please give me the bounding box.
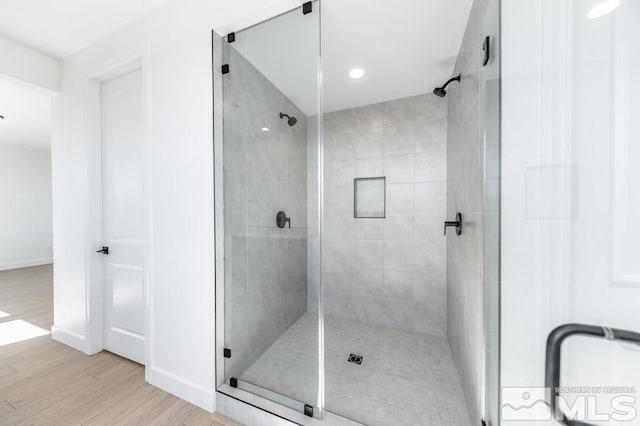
[239,313,471,426]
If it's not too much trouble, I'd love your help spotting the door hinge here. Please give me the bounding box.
[230,377,238,388]
[221,64,230,75]
[227,32,235,43]
[302,1,312,15]
[304,404,314,417]
[223,348,231,358]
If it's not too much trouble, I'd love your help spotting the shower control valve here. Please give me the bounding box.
[444,213,463,236]
[276,211,291,229]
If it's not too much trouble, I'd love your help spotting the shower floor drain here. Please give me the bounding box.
[347,353,363,365]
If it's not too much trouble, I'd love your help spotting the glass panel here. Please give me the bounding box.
[320,1,488,425]
[502,1,640,425]
[221,2,321,415]
[482,0,501,424]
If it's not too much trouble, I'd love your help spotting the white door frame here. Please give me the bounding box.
[83,46,153,379]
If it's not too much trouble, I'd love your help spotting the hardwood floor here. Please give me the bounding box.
[0,265,239,426]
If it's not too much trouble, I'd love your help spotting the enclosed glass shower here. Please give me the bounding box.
[213,1,640,425]
[214,1,500,425]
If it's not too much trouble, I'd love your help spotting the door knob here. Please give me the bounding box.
[444,212,462,236]
[96,246,109,255]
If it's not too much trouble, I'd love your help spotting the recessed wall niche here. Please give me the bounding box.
[354,177,386,218]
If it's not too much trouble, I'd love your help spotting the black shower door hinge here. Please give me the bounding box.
[227,32,235,43]
[304,404,314,417]
[482,36,491,67]
[221,64,230,75]
[223,348,231,358]
[302,1,312,15]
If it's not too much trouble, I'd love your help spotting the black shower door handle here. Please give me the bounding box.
[545,323,640,426]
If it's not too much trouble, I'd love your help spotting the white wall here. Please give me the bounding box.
[50,0,301,413]
[0,144,53,270]
[0,35,59,94]
[0,38,56,271]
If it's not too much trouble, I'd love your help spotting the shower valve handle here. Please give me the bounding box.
[444,213,463,236]
[276,211,291,229]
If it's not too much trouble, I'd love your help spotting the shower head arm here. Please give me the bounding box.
[441,74,461,90]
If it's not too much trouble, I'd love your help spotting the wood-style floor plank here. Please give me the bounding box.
[182,408,218,426]
[146,397,199,425]
[211,413,244,426]
[0,265,240,425]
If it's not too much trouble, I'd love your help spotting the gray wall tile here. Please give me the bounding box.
[356,128,385,158]
[446,0,487,423]
[222,44,308,378]
[309,94,448,338]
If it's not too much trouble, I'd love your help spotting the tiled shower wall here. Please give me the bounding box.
[308,94,448,337]
[446,0,487,422]
[222,44,308,380]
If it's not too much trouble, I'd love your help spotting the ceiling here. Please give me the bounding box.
[232,6,319,115]
[0,78,51,151]
[0,0,472,117]
[231,0,473,114]
[0,0,175,58]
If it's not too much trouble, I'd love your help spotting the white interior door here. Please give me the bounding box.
[100,69,146,364]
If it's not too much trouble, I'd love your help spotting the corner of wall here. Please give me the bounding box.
[147,365,216,412]
[0,34,60,94]
[446,0,487,423]
[51,325,93,354]
[0,258,53,271]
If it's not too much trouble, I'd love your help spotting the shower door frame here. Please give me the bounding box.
[212,24,326,424]
[481,0,502,423]
[211,2,342,424]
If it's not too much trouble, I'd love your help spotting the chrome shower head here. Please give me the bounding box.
[279,112,297,127]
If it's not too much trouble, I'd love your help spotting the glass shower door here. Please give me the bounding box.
[219,2,322,417]
[501,1,640,424]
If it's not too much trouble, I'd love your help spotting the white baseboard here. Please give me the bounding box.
[51,325,89,354]
[0,258,53,271]
[148,365,215,412]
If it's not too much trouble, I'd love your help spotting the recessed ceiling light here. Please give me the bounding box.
[261,127,270,132]
[349,68,365,79]
[587,0,620,19]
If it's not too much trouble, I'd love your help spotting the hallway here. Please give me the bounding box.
[0,265,234,425]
